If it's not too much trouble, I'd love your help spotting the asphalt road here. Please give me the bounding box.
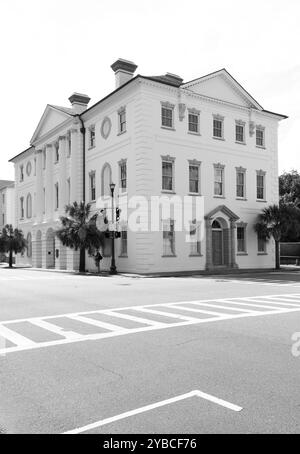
[0,266,300,434]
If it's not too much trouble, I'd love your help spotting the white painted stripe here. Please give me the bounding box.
[134,307,204,321]
[29,319,83,340]
[103,310,167,327]
[258,297,300,306]
[0,324,36,347]
[217,299,287,311]
[67,315,127,332]
[63,389,242,434]
[170,303,253,314]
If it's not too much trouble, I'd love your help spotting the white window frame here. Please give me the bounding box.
[118,107,127,134]
[161,155,175,192]
[189,220,202,256]
[89,171,96,202]
[188,160,201,195]
[256,125,265,148]
[235,120,246,144]
[213,115,224,139]
[162,219,176,257]
[188,109,200,134]
[161,102,175,130]
[89,125,95,148]
[214,163,225,197]
[20,197,24,219]
[236,167,246,199]
[119,159,127,193]
[236,222,247,254]
[20,165,24,182]
[256,170,266,201]
[119,224,128,257]
[257,232,267,254]
[55,183,59,210]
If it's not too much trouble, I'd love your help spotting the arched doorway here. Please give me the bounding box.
[212,220,224,266]
[101,163,112,197]
[45,228,55,269]
[35,230,42,268]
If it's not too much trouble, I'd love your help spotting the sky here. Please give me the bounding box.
[0,0,299,180]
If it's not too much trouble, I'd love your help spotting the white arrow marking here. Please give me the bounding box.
[63,390,242,434]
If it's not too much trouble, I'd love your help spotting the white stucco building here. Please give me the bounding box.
[0,180,15,229]
[9,59,287,273]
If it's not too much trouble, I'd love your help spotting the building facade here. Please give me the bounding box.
[0,180,15,229]
[9,60,287,273]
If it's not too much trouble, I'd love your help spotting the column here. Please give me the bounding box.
[70,125,83,203]
[45,144,53,220]
[35,150,43,223]
[230,220,238,269]
[205,218,213,271]
[58,135,67,216]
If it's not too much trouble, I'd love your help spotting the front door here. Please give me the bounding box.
[212,230,223,266]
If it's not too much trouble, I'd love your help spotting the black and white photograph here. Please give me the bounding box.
[0,0,300,440]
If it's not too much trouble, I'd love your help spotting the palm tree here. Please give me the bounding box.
[254,203,300,270]
[55,201,104,273]
[0,225,27,268]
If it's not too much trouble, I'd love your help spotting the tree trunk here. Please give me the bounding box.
[9,249,13,268]
[275,240,280,270]
[79,247,85,273]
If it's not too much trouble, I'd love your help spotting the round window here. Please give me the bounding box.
[26,161,32,176]
[101,117,112,140]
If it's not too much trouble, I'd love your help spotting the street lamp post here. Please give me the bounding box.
[109,182,117,275]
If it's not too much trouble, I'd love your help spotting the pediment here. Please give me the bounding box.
[205,205,240,222]
[30,105,73,145]
[183,69,262,110]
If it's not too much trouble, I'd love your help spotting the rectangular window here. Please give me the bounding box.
[257,173,265,200]
[256,128,265,147]
[213,118,223,138]
[190,221,201,256]
[189,164,200,194]
[20,197,24,219]
[188,113,199,133]
[161,106,173,129]
[214,166,224,196]
[237,226,246,253]
[163,220,175,256]
[236,170,245,198]
[162,161,174,191]
[67,178,71,204]
[55,183,59,209]
[236,124,245,143]
[55,144,59,163]
[90,173,96,201]
[43,188,45,214]
[119,161,127,192]
[20,165,24,182]
[258,233,267,253]
[118,109,126,134]
[120,228,128,257]
[89,126,95,148]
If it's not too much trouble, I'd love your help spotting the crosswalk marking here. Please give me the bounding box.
[67,315,127,332]
[30,319,83,339]
[102,310,167,327]
[0,324,36,347]
[1,293,300,356]
[133,307,206,322]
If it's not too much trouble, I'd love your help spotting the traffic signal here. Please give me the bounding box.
[116,207,121,221]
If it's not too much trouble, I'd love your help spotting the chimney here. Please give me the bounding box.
[111,58,138,89]
[164,73,183,87]
[68,92,91,114]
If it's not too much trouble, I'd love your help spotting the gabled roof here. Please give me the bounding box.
[9,146,34,163]
[183,68,263,110]
[0,180,14,190]
[30,104,74,145]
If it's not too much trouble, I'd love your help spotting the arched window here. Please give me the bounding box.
[26,193,32,219]
[212,220,222,229]
[27,233,32,258]
[101,163,112,196]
